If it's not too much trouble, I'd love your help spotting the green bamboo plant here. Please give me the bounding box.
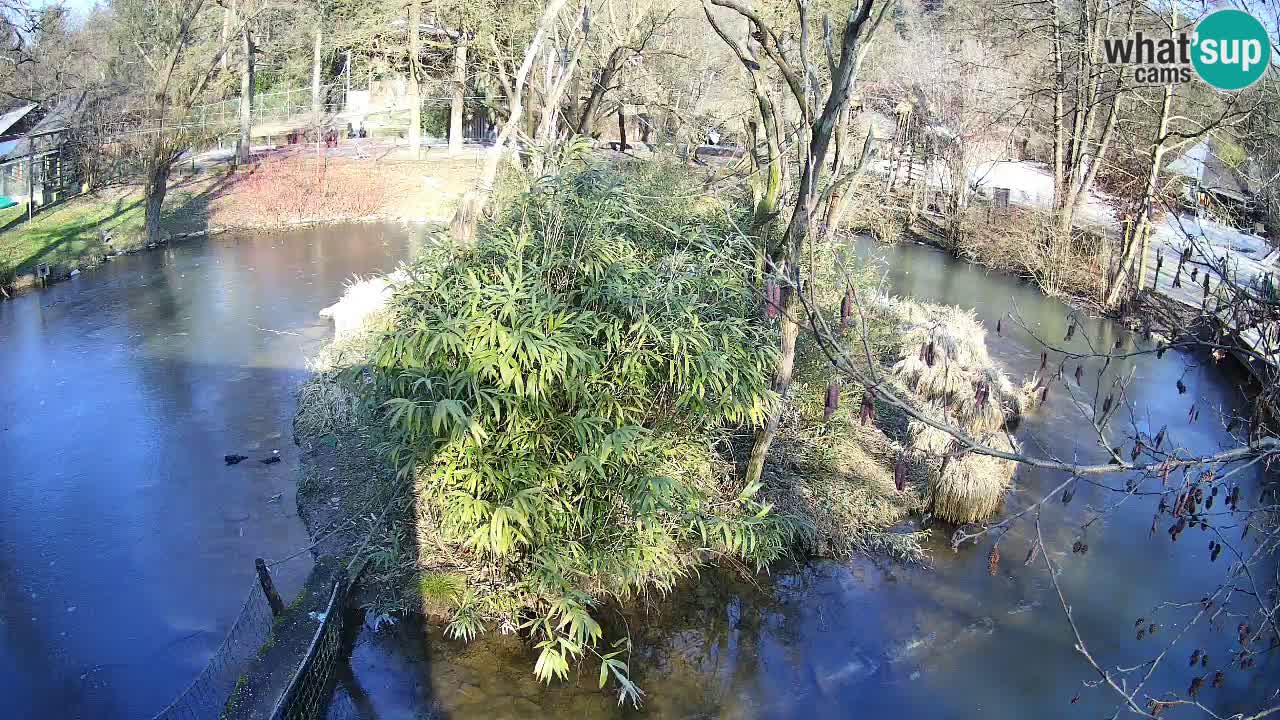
[368,164,807,704]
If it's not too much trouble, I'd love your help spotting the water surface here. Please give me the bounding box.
[0,223,425,718]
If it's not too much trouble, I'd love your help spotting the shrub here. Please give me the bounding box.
[366,164,801,704]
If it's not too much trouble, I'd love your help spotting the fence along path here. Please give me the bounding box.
[149,552,310,720]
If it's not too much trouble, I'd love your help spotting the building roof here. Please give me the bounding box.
[0,104,37,138]
[1164,138,1258,202]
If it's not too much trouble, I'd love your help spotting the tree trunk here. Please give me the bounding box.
[237,26,254,165]
[573,49,622,136]
[450,42,467,154]
[408,0,422,158]
[1105,38,1173,308]
[221,0,235,70]
[144,158,170,245]
[743,285,800,484]
[567,59,581,136]
[740,1,870,490]
[616,104,627,150]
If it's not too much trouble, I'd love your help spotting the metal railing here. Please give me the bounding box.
[269,567,363,720]
[149,581,277,720]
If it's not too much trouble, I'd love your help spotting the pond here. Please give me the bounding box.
[326,237,1277,719]
[0,224,428,718]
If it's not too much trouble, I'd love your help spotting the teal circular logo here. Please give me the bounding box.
[1192,10,1271,91]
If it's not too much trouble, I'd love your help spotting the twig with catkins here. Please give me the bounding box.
[765,279,780,319]
[894,454,908,492]
[858,391,875,425]
[823,382,840,421]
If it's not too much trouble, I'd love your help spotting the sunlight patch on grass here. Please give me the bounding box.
[0,184,206,277]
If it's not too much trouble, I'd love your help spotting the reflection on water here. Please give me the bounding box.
[0,224,427,718]
[332,238,1276,719]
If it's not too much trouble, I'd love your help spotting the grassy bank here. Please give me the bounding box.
[0,148,482,295]
[0,182,210,285]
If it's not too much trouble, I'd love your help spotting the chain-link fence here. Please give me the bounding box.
[149,581,276,720]
[269,575,352,720]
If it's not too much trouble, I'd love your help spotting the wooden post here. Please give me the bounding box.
[26,149,34,221]
[255,557,285,616]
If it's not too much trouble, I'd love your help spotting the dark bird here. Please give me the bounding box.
[224,454,249,466]
[261,456,281,465]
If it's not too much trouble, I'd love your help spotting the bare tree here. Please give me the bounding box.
[449,0,572,247]
[110,0,242,243]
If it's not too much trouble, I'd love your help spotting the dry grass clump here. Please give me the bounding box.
[908,406,1020,524]
[294,278,396,440]
[951,207,1109,304]
[763,290,1035,552]
[765,338,930,563]
[764,410,928,562]
[879,298,1029,524]
[889,300,1024,434]
[926,438,1019,524]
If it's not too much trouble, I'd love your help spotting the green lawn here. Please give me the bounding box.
[0,202,25,229]
[0,183,209,279]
